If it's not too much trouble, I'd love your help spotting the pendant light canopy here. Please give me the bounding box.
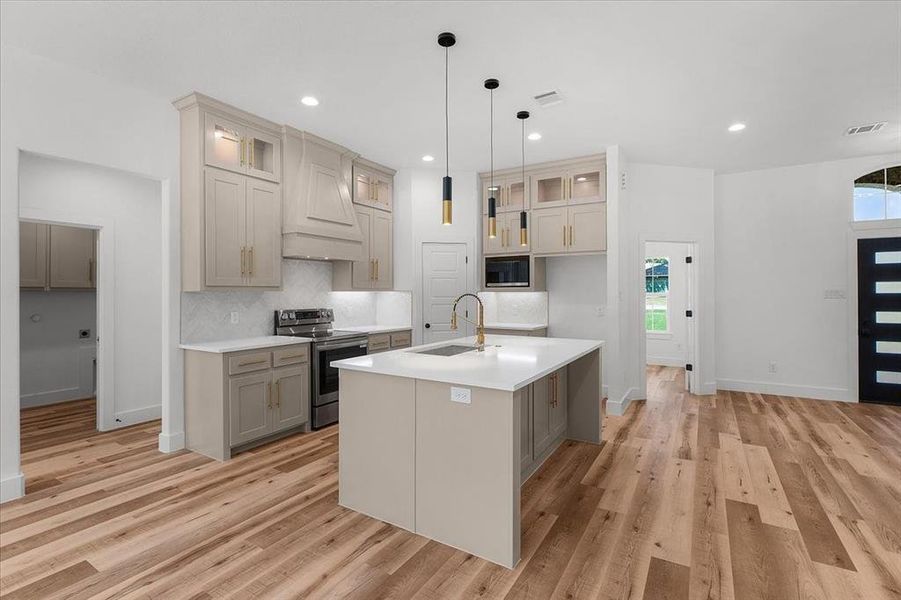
[485,78,499,239]
[438,31,456,225]
[517,110,530,246]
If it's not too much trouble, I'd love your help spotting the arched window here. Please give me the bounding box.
[854,166,900,221]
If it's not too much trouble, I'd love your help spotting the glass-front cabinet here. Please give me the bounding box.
[529,162,605,208]
[482,176,530,213]
[567,164,606,204]
[204,113,281,183]
[530,169,567,208]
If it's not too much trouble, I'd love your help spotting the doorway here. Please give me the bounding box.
[643,240,698,395]
[421,242,471,344]
[857,236,901,405]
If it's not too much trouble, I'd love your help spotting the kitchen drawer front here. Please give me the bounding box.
[272,345,309,367]
[368,333,391,353]
[228,351,272,375]
[390,330,412,348]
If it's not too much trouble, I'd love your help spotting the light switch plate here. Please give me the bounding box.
[450,386,471,404]
[230,311,239,324]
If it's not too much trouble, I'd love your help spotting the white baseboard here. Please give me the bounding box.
[158,431,185,453]
[717,379,851,402]
[606,386,638,416]
[698,381,717,395]
[646,356,685,367]
[0,473,25,504]
[110,404,162,429]
[20,387,86,408]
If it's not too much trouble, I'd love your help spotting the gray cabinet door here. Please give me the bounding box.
[532,373,552,457]
[273,364,310,432]
[371,209,393,289]
[229,371,273,446]
[204,167,247,287]
[531,207,567,255]
[49,225,95,288]
[550,367,568,440]
[20,222,48,288]
[519,387,532,473]
[245,177,281,287]
[351,206,373,289]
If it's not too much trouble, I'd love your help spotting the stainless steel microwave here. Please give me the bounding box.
[484,255,530,288]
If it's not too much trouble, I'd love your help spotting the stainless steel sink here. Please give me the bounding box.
[411,344,480,356]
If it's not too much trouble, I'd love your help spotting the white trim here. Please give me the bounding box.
[645,332,673,340]
[699,381,717,395]
[606,386,637,416]
[646,356,684,368]
[846,224,901,404]
[18,207,116,431]
[20,388,86,408]
[0,473,25,504]
[114,404,162,426]
[850,218,901,231]
[717,378,851,402]
[158,431,186,453]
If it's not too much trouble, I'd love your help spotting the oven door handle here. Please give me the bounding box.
[316,340,369,352]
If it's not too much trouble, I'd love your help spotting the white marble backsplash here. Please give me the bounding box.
[478,291,548,325]
[181,260,412,342]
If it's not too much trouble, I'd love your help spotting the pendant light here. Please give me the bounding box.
[517,110,530,246]
[438,32,456,225]
[485,78,499,238]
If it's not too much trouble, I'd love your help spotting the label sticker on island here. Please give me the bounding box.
[450,387,471,404]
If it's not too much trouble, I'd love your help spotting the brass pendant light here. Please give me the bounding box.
[485,78,499,238]
[438,32,456,225]
[517,110,530,246]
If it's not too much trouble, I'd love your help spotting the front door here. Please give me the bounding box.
[858,236,901,404]
[422,242,470,344]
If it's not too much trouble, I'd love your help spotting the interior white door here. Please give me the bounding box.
[421,242,470,344]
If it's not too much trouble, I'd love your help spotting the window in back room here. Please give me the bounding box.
[853,166,900,221]
[645,257,669,332]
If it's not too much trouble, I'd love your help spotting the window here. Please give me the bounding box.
[645,257,669,332]
[854,166,900,221]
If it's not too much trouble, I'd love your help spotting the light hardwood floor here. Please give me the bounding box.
[2,369,900,599]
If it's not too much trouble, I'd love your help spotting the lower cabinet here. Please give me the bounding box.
[520,366,568,480]
[368,329,412,354]
[485,327,547,337]
[184,343,311,460]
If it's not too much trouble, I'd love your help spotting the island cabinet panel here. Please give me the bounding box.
[532,373,553,458]
[520,387,533,473]
[415,380,520,569]
[338,371,415,531]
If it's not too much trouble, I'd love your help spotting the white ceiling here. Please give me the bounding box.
[2,1,899,173]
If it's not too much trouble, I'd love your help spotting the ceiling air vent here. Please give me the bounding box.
[845,122,886,136]
[533,89,563,108]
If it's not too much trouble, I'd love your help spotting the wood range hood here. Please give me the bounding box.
[281,126,365,262]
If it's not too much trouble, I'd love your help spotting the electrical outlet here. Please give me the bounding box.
[768,361,777,374]
[450,386,471,404]
[230,312,239,324]
[78,329,91,339]
[595,306,605,317]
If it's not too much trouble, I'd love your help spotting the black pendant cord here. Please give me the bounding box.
[445,45,449,178]
[521,117,525,210]
[489,88,493,192]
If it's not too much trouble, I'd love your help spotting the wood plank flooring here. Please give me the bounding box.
[2,368,900,599]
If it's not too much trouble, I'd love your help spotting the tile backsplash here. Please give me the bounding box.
[181,260,411,342]
[478,291,548,325]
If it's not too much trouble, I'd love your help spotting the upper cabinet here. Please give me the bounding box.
[332,205,393,290]
[20,222,95,290]
[204,113,281,183]
[352,158,394,212]
[175,93,283,291]
[530,160,605,209]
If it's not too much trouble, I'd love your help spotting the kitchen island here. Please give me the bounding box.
[331,334,603,568]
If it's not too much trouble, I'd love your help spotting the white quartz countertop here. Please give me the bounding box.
[331,334,603,391]
[179,336,313,354]
[484,322,548,331]
[336,325,413,334]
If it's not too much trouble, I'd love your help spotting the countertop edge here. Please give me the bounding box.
[179,337,313,354]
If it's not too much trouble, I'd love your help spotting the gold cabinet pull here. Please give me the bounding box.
[275,379,281,408]
[240,137,245,166]
[249,138,255,169]
[570,225,574,246]
[375,258,379,281]
[563,225,567,246]
[267,381,273,408]
[239,358,267,367]
[241,246,246,275]
[88,258,93,285]
[249,246,254,276]
[279,353,306,361]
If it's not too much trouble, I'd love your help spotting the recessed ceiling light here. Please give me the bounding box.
[527,132,542,141]
[422,155,435,162]
[301,96,319,107]
[728,122,746,132]
[576,177,587,182]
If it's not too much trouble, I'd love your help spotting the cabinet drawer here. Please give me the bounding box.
[272,345,309,367]
[369,333,391,352]
[390,331,411,348]
[228,351,271,375]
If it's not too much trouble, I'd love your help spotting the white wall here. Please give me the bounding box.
[627,163,716,397]
[20,152,164,424]
[20,290,96,407]
[0,45,180,502]
[645,241,690,366]
[180,259,412,342]
[394,168,480,345]
[715,153,901,400]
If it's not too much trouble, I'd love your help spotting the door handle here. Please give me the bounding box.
[241,247,246,275]
[859,320,872,338]
[425,323,431,329]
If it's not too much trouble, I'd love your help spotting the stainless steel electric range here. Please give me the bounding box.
[274,308,368,429]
